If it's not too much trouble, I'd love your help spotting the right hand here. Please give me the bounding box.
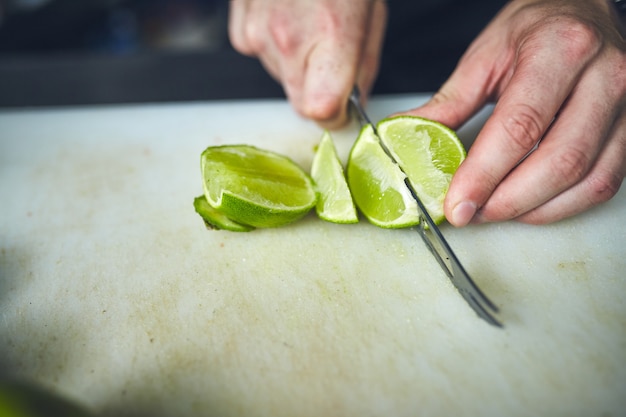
[228,0,388,129]
[401,0,626,226]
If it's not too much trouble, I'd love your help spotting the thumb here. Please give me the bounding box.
[399,45,499,129]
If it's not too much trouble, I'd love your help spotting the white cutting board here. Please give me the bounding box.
[0,95,625,417]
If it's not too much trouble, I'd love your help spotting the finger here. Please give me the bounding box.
[227,0,285,82]
[299,6,373,128]
[444,25,600,227]
[298,42,355,129]
[231,2,312,111]
[263,6,309,107]
[228,0,253,55]
[399,24,507,129]
[516,109,626,224]
[356,0,388,100]
[476,62,621,222]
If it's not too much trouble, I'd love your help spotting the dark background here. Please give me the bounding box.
[0,0,504,108]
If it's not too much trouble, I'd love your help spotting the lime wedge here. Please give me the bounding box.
[346,124,420,228]
[193,195,254,232]
[310,131,358,224]
[377,116,466,224]
[201,145,316,228]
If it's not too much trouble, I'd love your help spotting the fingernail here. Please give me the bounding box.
[451,201,477,227]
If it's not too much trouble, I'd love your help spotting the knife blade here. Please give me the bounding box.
[349,87,502,327]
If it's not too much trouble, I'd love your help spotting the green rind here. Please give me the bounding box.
[193,195,254,232]
[311,131,359,224]
[200,145,317,229]
[216,191,314,228]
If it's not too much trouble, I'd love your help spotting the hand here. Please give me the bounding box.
[403,0,626,226]
[228,0,387,128]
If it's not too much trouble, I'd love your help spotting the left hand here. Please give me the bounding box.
[403,0,626,226]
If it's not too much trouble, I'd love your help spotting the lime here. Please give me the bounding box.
[201,145,316,228]
[0,380,93,417]
[346,124,420,228]
[310,131,358,224]
[347,116,465,227]
[377,116,466,223]
[193,195,254,232]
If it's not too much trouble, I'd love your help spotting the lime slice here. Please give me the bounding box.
[193,195,254,232]
[346,124,420,228]
[201,145,316,228]
[310,131,358,224]
[377,116,466,224]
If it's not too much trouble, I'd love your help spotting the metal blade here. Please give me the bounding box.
[349,86,502,327]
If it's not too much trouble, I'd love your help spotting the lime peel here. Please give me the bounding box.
[200,145,316,228]
[193,195,254,232]
[310,131,359,224]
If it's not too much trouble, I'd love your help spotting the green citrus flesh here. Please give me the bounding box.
[347,124,420,228]
[201,145,316,228]
[377,116,466,224]
[310,131,358,224]
[193,195,254,232]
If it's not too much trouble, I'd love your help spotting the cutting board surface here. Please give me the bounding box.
[1,95,625,417]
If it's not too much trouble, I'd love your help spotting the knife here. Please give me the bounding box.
[349,87,502,327]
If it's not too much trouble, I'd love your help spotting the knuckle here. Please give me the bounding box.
[228,20,253,54]
[550,147,591,184]
[429,90,453,106]
[488,198,525,221]
[556,19,600,62]
[229,33,252,55]
[268,13,300,56]
[499,105,544,153]
[242,21,266,54]
[586,170,623,205]
[314,4,342,36]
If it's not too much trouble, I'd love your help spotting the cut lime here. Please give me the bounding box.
[347,116,465,228]
[310,131,358,224]
[377,116,466,224]
[0,380,93,417]
[346,124,420,228]
[201,145,316,228]
[193,195,254,232]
